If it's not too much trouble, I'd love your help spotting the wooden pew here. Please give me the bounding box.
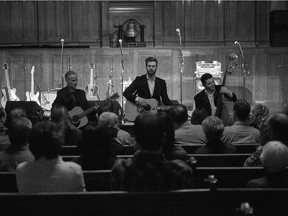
[62,154,251,167]
[182,144,260,154]
[60,144,259,156]
[0,189,287,216]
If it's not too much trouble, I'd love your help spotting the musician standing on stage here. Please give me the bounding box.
[194,73,237,116]
[123,56,172,107]
[52,70,91,115]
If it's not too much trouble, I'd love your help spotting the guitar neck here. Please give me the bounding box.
[31,71,34,95]
[89,67,94,85]
[150,106,172,111]
[77,106,98,119]
[5,69,11,90]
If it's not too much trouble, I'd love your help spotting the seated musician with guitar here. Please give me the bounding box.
[123,57,172,121]
[52,70,95,128]
[194,73,237,117]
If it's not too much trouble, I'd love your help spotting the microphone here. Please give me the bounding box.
[176,28,182,45]
[234,41,239,45]
[61,39,64,47]
[229,53,238,61]
[119,39,122,45]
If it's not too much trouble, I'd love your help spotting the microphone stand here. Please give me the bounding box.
[176,29,184,104]
[119,39,125,114]
[61,39,64,88]
[34,80,48,112]
[235,41,249,99]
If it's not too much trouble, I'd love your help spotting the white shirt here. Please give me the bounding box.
[205,90,217,116]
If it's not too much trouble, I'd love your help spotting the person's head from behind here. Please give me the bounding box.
[191,108,209,125]
[200,73,215,92]
[169,104,188,129]
[202,116,224,142]
[249,103,269,129]
[233,99,251,121]
[98,112,119,138]
[266,112,288,144]
[51,105,69,123]
[8,117,32,147]
[157,112,175,154]
[10,108,27,121]
[29,121,64,160]
[81,123,113,158]
[145,56,158,77]
[65,70,78,91]
[134,112,165,152]
[261,141,288,174]
[97,101,123,124]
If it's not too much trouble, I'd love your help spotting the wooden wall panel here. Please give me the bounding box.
[38,1,72,42]
[0,1,37,44]
[184,1,224,43]
[71,1,101,43]
[224,1,255,42]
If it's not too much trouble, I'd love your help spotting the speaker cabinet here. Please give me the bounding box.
[270,10,288,47]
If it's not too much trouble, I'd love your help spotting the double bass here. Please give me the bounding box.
[215,53,238,125]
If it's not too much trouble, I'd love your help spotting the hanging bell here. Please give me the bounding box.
[125,19,138,38]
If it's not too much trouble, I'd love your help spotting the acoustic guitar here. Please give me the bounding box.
[69,92,119,128]
[125,98,172,122]
[85,64,101,101]
[0,63,20,108]
[26,66,40,105]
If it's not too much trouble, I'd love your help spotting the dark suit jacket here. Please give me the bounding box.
[52,86,90,112]
[194,85,237,116]
[123,75,172,105]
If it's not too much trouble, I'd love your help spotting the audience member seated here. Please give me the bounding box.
[247,141,288,188]
[98,112,124,155]
[0,117,34,171]
[16,121,85,193]
[0,108,9,150]
[111,112,193,191]
[195,116,236,154]
[74,123,116,170]
[98,101,133,146]
[244,112,288,167]
[249,103,269,130]
[51,105,82,146]
[222,99,260,145]
[158,112,188,161]
[169,105,206,145]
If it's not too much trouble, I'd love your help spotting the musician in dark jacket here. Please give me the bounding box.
[194,73,237,117]
[123,57,172,107]
[52,70,94,123]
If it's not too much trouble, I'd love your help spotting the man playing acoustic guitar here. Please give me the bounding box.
[52,70,95,128]
[123,57,172,121]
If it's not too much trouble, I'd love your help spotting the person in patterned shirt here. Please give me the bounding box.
[111,112,193,191]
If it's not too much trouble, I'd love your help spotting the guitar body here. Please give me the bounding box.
[0,87,9,108]
[26,91,40,105]
[85,83,100,100]
[69,93,119,128]
[125,98,171,122]
[69,106,89,129]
